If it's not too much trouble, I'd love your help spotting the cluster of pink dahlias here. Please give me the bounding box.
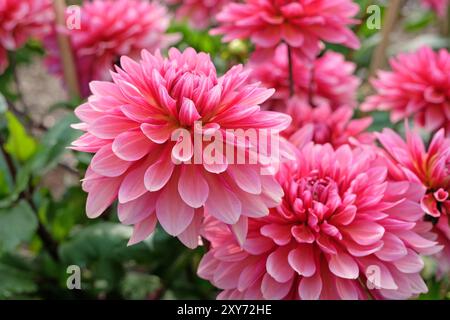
[377,127,450,275]
[71,47,291,247]
[285,98,373,148]
[212,0,360,61]
[39,0,448,301]
[362,46,450,137]
[199,143,440,299]
[45,0,177,97]
[165,0,230,29]
[249,44,360,111]
[0,0,54,73]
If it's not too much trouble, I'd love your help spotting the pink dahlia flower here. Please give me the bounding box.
[45,0,177,98]
[212,0,360,61]
[286,98,373,148]
[249,44,360,111]
[199,143,440,300]
[377,127,450,274]
[362,46,450,136]
[0,0,53,73]
[71,47,292,248]
[165,0,230,29]
[421,0,449,17]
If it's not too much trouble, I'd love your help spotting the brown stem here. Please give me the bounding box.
[369,0,403,77]
[53,0,81,100]
[287,45,295,97]
[308,65,317,108]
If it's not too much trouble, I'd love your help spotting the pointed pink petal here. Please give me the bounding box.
[156,177,194,236]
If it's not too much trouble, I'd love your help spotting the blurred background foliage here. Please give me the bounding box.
[0,0,449,300]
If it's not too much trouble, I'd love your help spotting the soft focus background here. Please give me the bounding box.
[0,0,449,299]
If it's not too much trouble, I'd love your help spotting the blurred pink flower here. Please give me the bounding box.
[249,44,360,111]
[286,98,373,148]
[199,143,440,300]
[362,46,450,136]
[165,0,230,29]
[377,127,450,274]
[0,0,53,73]
[421,0,449,16]
[71,47,292,248]
[212,0,360,61]
[45,0,177,97]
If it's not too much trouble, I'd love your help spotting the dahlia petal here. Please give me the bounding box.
[213,262,244,290]
[393,249,424,273]
[228,165,262,195]
[117,192,157,225]
[266,246,294,283]
[144,157,174,192]
[291,225,315,243]
[343,220,385,246]
[179,98,201,126]
[112,130,152,161]
[328,252,359,279]
[156,177,194,236]
[118,155,155,203]
[205,177,242,224]
[281,24,304,47]
[231,215,248,247]
[90,115,139,139]
[86,177,121,218]
[260,224,292,246]
[91,144,131,177]
[178,211,203,249]
[261,273,293,300]
[239,192,270,218]
[178,165,209,208]
[288,245,316,277]
[243,237,274,255]
[141,123,172,144]
[298,273,322,300]
[335,278,359,300]
[375,233,408,261]
[127,214,158,246]
[238,260,266,291]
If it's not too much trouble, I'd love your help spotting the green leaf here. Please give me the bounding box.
[0,201,38,252]
[404,11,435,32]
[4,111,37,162]
[121,272,162,300]
[0,263,37,299]
[30,113,80,173]
[59,222,152,265]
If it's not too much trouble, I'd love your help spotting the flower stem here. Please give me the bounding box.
[53,0,81,100]
[369,0,403,76]
[287,45,295,97]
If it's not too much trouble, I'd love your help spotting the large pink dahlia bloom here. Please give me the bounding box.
[421,0,449,17]
[165,0,230,29]
[71,47,292,248]
[249,44,360,111]
[286,98,373,148]
[0,0,53,73]
[212,0,360,61]
[377,127,450,274]
[199,143,440,300]
[362,46,450,136]
[45,0,176,97]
